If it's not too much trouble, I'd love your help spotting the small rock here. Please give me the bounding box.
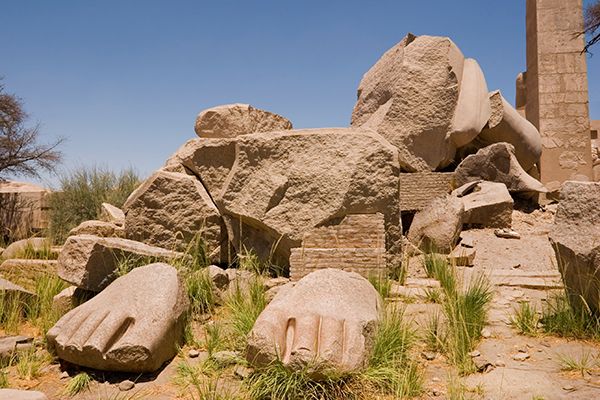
[481,328,491,338]
[207,265,229,290]
[541,340,551,348]
[432,377,441,382]
[432,388,441,397]
[512,352,530,361]
[211,350,240,366]
[511,263,521,269]
[421,351,437,361]
[562,384,575,391]
[188,349,200,358]
[494,359,506,367]
[234,365,253,379]
[494,228,521,239]
[59,371,70,379]
[473,357,493,372]
[469,350,481,357]
[118,380,135,391]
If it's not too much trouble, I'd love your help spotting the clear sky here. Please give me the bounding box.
[2,0,599,187]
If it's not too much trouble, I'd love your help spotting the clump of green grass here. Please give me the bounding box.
[204,322,226,357]
[422,254,493,374]
[47,166,141,243]
[557,350,599,377]
[225,278,267,350]
[540,291,600,339]
[0,291,27,334]
[15,347,48,380]
[65,372,92,396]
[511,301,540,336]
[13,240,57,260]
[368,274,392,299]
[423,253,457,294]
[114,255,160,278]
[0,368,8,388]
[27,273,69,335]
[187,270,215,317]
[246,306,423,399]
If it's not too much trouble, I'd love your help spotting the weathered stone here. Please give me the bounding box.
[2,238,51,259]
[211,350,241,366]
[52,286,94,316]
[0,259,57,291]
[123,170,225,258]
[246,269,381,374]
[449,58,491,148]
[289,213,387,280]
[454,143,546,194]
[100,203,125,226]
[0,336,33,364]
[549,181,600,312]
[0,278,35,302]
[448,245,476,267]
[47,263,188,373]
[477,91,542,171]
[453,181,513,228]
[351,34,465,171]
[57,235,182,292]
[163,137,237,197]
[194,103,292,138]
[407,195,464,253]
[118,380,135,391]
[218,128,400,269]
[207,265,229,290]
[0,389,48,400]
[69,220,125,238]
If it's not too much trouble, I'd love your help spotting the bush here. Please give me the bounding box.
[47,166,141,243]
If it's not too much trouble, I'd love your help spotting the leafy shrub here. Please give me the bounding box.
[47,166,140,243]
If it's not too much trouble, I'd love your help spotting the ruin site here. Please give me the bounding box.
[1,0,600,399]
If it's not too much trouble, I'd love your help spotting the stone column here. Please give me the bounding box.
[526,0,592,191]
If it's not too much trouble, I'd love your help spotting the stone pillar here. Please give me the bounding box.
[526,0,593,191]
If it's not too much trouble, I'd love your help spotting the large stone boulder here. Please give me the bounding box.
[123,170,225,258]
[453,181,513,228]
[246,269,381,374]
[476,91,542,171]
[351,34,466,171]
[163,137,237,197]
[216,128,401,268]
[194,103,292,138]
[57,235,181,292]
[47,263,188,373]
[407,195,464,253]
[2,238,50,259]
[549,182,600,312]
[454,143,546,194]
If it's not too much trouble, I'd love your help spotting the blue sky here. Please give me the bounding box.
[2,0,599,187]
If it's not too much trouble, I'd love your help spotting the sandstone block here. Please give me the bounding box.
[123,170,225,258]
[194,103,292,138]
[69,220,125,238]
[57,235,181,292]
[351,34,465,171]
[217,128,400,268]
[407,195,464,253]
[453,181,513,228]
[99,203,125,226]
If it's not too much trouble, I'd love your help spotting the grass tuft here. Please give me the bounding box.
[225,277,267,350]
[540,292,600,339]
[421,253,492,375]
[15,347,48,380]
[28,273,69,335]
[557,350,599,377]
[65,372,92,396]
[368,274,392,299]
[511,301,540,336]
